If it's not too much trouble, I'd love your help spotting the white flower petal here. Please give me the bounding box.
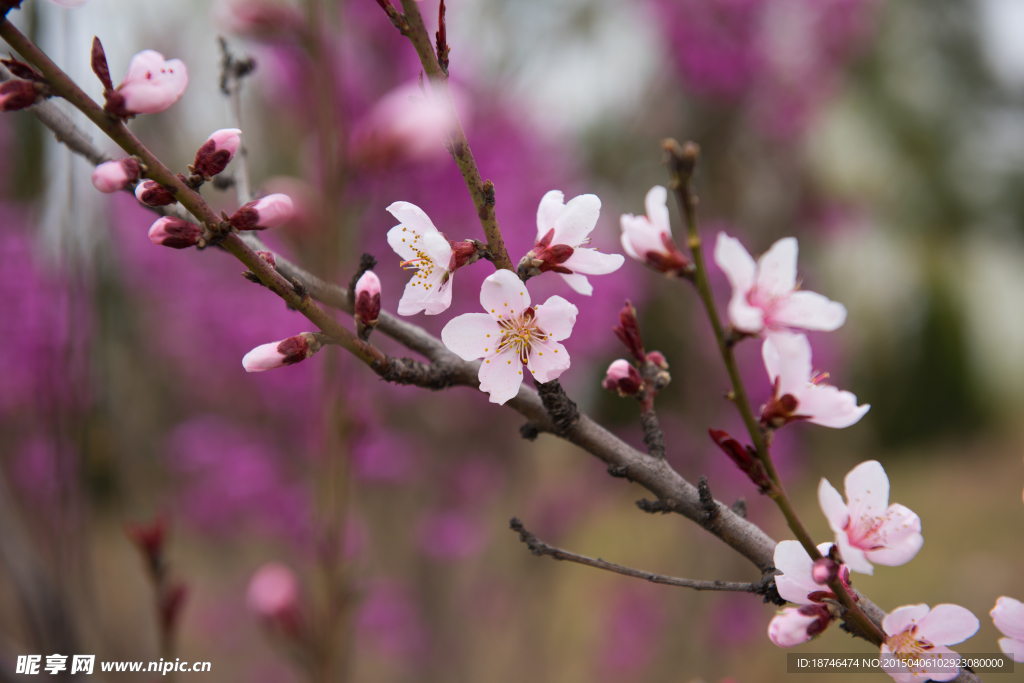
[836,531,873,575]
[552,193,601,247]
[843,461,891,525]
[799,385,870,428]
[561,248,624,275]
[883,604,931,637]
[527,340,570,383]
[387,224,419,261]
[536,190,565,240]
[864,504,923,567]
[441,313,501,361]
[478,348,523,405]
[917,605,980,646]
[772,290,847,331]
[480,270,531,319]
[644,185,672,237]
[386,200,440,236]
[715,232,757,301]
[558,272,593,295]
[729,295,765,333]
[774,540,833,604]
[534,295,578,342]
[766,331,813,398]
[423,230,454,267]
[620,215,666,261]
[817,478,850,534]
[756,237,798,300]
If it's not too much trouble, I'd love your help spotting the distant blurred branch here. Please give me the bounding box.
[510,518,768,595]
[217,37,255,205]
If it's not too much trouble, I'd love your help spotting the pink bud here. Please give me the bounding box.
[355,271,381,323]
[242,333,321,372]
[768,605,832,648]
[811,558,839,585]
[148,217,202,249]
[228,193,294,231]
[646,350,668,370]
[613,300,645,363]
[192,128,241,178]
[602,359,643,396]
[246,563,300,622]
[107,50,188,116]
[135,180,176,206]
[90,158,140,193]
[0,79,38,112]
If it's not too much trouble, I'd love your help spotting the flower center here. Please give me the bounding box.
[887,629,934,664]
[846,513,887,549]
[400,241,441,291]
[496,308,549,364]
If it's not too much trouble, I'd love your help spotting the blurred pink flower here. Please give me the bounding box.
[619,186,691,277]
[818,460,923,575]
[351,82,457,168]
[247,563,300,623]
[90,158,139,193]
[881,604,979,683]
[991,597,1024,662]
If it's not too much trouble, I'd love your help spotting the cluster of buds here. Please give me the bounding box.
[354,270,381,340]
[90,157,141,193]
[242,332,323,372]
[708,429,772,493]
[603,301,671,399]
[0,58,51,112]
[92,38,188,118]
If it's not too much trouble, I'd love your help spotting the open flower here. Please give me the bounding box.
[761,331,869,429]
[619,186,692,277]
[774,540,844,605]
[387,201,477,316]
[714,233,846,335]
[818,460,923,575]
[991,597,1024,662]
[107,50,188,116]
[881,604,979,683]
[442,270,578,405]
[519,191,624,295]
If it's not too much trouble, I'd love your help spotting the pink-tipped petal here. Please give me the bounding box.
[835,531,873,575]
[863,505,923,566]
[883,604,931,637]
[242,342,287,372]
[818,478,850,534]
[480,270,531,320]
[527,340,570,383]
[252,194,294,228]
[799,386,870,428]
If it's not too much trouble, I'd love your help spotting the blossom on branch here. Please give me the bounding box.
[881,604,979,683]
[90,158,140,193]
[619,186,692,277]
[106,50,188,117]
[768,541,850,647]
[148,217,201,249]
[442,270,577,405]
[519,191,624,295]
[228,194,295,231]
[818,460,923,575]
[602,359,643,397]
[242,333,322,372]
[714,233,846,335]
[192,128,242,178]
[761,331,869,429]
[991,596,1024,662]
[354,271,381,339]
[386,201,477,316]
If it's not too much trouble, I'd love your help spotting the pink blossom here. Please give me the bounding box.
[774,540,839,605]
[90,158,140,193]
[247,563,301,632]
[818,460,923,575]
[769,604,833,647]
[228,194,295,230]
[111,50,188,115]
[602,359,643,396]
[148,217,201,249]
[387,201,475,316]
[0,79,39,112]
[242,333,321,372]
[619,186,692,277]
[881,604,979,683]
[442,270,577,405]
[522,191,624,295]
[351,82,457,167]
[135,180,176,207]
[355,271,381,320]
[991,597,1024,662]
[192,128,242,178]
[714,232,847,335]
[761,331,869,429]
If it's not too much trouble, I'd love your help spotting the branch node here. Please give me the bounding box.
[519,422,540,441]
[731,497,747,519]
[606,464,632,482]
[636,499,673,514]
[698,475,719,528]
[291,277,308,300]
[535,379,579,435]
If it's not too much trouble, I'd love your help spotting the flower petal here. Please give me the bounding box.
[386,224,418,261]
[756,237,798,300]
[798,385,870,428]
[818,478,849,534]
[765,331,812,398]
[537,190,565,240]
[620,215,665,261]
[386,200,439,236]
[836,531,873,575]
[423,229,455,267]
[771,290,847,332]
[883,604,931,637]
[534,295,578,342]
[729,294,765,333]
[480,270,531,319]
[478,348,523,405]
[917,604,980,646]
[997,637,1024,663]
[864,504,923,567]
[774,540,833,604]
[558,272,593,295]
[561,248,624,275]
[527,340,570,383]
[715,232,756,301]
[552,193,600,247]
[644,185,672,236]
[441,313,501,361]
[843,461,890,526]
[992,597,1024,641]
[880,644,914,683]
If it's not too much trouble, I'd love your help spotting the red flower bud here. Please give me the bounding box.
[708,429,772,493]
[192,128,241,178]
[612,300,645,363]
[602,359,643,396]
[135,180,176,206]
[148,217,202,249]
[354,271,381,337]
[0,79,39,112]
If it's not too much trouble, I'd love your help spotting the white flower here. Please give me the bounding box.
[818,461,924,575]
[442,270,578,405]
[524,191,624,295]
[761,331,870,429]
[386,201,460,315]
[881,604,979,683]
[714,232,846,335]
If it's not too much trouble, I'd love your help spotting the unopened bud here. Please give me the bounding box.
[242,332,322,372]
[148,217,202,249]
[354,271,381,340]
[256,250,276,268]
[135,180,177,206]
[125,515,168,576]
[768,604,834,648]
[91,158,140,193]
[192,128,241,178]
[246,562,302,634]
[0,79,39,112]
[709,429,772,493]
[812,558,840,585]
[228,193,294,231]
[612,300,645,362]
[646,350,668,370]
[602,359,643,396]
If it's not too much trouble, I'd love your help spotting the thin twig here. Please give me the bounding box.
[510,518,760,593]
[218,37,255,204]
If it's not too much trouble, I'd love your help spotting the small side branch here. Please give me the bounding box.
[510,518,758,593]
